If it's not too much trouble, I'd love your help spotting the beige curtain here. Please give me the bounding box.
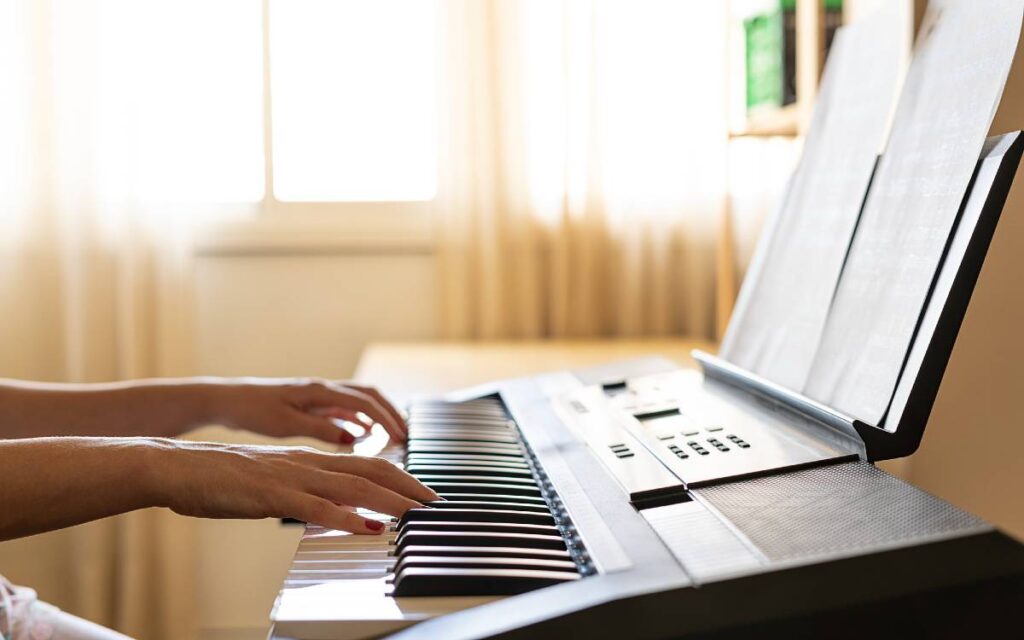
[0,1,199,638]
[438,0,730,340]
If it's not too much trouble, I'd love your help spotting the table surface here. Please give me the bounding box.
[353,339,715,401]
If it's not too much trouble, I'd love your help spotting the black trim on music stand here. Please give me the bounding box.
[695,131,1024,462]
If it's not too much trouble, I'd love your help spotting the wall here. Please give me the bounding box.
[193,253,439,378]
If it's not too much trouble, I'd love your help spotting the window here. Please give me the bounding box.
[3,0,440,210]
[0,0,29,212]
[269,0,439,202]
[96,0,267,205]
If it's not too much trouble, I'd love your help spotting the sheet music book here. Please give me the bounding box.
[804,0,1024,423]
[720,3,906,391]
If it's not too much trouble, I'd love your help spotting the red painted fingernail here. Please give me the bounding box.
[340,431,355,444]
[365,520,384,532]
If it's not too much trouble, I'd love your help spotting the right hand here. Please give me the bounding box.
[148,439,438,534]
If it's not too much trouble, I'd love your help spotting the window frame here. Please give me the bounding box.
[198,0,437,255]
[258,0,438,218]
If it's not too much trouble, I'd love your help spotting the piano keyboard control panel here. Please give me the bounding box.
[555,369,857,494]
[392,397,593,597]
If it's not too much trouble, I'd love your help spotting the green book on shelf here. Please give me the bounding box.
[745,4,785,113]
[745,0,843,115]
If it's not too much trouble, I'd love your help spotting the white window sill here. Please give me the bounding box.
[193,205,436,257]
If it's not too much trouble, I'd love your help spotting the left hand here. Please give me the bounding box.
[210,379,407,445]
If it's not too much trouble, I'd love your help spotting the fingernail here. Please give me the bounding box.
[340,431,355,444]
[365,520,384,532]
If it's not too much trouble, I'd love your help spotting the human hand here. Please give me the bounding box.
[151,439,436,533]
[209,379,408,445]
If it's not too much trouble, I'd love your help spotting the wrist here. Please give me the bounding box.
[183,381,233,428]
[149,379,236,433]
[130,437,180,510]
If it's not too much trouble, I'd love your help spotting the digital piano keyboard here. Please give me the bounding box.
[269,357,1024,640]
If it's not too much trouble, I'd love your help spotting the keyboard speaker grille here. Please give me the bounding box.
[695,461,990,564]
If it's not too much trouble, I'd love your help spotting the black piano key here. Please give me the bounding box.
[407,430,512,438]
[398,508,555,527]
[410,401,504,410]
[408,424,513,433]
[396,545,571,561]
[408,435,519,443]
[412,475,538,487]
[405,444,524,454]
[421,500,550,513]
[409,411,508,421]
[393,556,578,575]
[412,397,497,404]
[408,425,516,434]
[407,444,523,457]
[406,448,521,456]
[407,434,520,444]
[411,401,505,410]
[424,482,543,498]
[392,567,579,597]
[405,465,534,478]
[410,399,503,408]
[435,493,547,505]
[406,454,528,467]
[394,531,567,553]
[409,420,511,427]
[410,423,509,430]
[413,398,499,404]
[408,444,522,454]
[396,522,560,537]
[407,417,512,425]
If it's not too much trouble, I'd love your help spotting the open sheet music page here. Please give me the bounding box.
[804,0,1024,423]
[720,4,905,391]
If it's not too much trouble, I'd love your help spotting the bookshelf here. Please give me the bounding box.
[728,0,835,139]
[731,103,800,138]
[728,0,925,139]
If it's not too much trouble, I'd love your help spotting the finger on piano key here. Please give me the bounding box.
[398,508,556,527]
[391,567,580,597]
[393,531,567,552]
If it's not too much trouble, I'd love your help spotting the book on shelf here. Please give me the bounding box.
[743,0,843,117]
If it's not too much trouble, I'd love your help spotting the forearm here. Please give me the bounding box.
[0,434,435,541]
[0,437,165,541]
[0,378,221,438]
